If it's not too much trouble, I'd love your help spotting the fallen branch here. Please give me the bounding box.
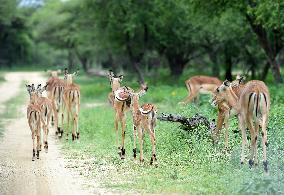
[157,113,216,132]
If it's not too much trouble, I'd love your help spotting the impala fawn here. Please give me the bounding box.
[129,84,157,164]
[63,69,80,140]
[26,84,42,161]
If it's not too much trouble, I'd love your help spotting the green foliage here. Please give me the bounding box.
[62,76,284,194]
[0,1,34,67]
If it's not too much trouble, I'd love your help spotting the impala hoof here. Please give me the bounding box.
[133,148,137,159]
[263,161,268,172]
[36,150,40,159]
[120,148,126,159]
[249,159,254,168]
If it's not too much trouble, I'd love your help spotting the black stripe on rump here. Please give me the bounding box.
[263,93,267,108]
[248,93,254,109]
[255,93,259,117]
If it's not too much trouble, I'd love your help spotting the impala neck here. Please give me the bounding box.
[111,80,120,93]
[66,76,73,85]
[132,95,140,113]
[30,93,39,104]
[226,87,240,112]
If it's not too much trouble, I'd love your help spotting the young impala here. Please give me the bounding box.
[113,85,133,158]
[211,75,245,149]
[35,84,55,152]
[215,79,270,172]
[63,69,80,140]
[26,84,42,161]
[46,72,65,137]
[129,84,157,164]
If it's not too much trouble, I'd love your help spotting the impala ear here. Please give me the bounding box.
[118,75,124,81]
[239,76,246,83]
[31,84,35,91]
[109,69,114,76]
[73,70,79,76]
[64,68,68,75]
[42,84,48,91]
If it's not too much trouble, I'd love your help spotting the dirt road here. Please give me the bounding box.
[0,72,92,195]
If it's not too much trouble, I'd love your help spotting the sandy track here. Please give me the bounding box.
[0,72,91,195]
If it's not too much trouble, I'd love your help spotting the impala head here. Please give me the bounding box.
[47,69,62,77]
[35,84,48,97]
[26,84,37,102]
[108,70,123,91]
[129,83,148,104]
[64,68,78,84]
[211,80,231,107]
[231,75,245,87]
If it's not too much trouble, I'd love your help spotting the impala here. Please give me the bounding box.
[26,84,42,161]
[180,75,222,104]
[211,75,245,149]
[35,84,55,152]
[63,69,80,140]
[112,85,133,159]
[46,73,65,137]
[129,84,157,164]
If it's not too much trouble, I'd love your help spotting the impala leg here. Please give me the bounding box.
[224,112,230,150]
[181,91,199,105]
[238,114,247,164]
[75,114,79,139]
[133,125,137,159]
[60,111,64,136]
[114,112,120,154]
[70,108,76,141]
[213,111,225,144]
[76,101,80,139]
[138,128,144,163]
[254,120,260,165]
[247,117,256,168]
[261,114,268,172]
[120,113,126,159]
[66,107,70,140]
[32,131,36,161]
[52,101,59,135]
[149,128,157,165]
[36,120,41,159]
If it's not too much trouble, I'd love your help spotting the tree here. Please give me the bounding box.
[192,0,284,83]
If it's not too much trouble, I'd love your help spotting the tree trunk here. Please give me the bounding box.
[244,47,257,79]
[261,62,270,81]
[208,50,219,77]
[246,14,283,83]
[224,48,233,81]
[81,58,88,73]
[169,62,185,77]
[68,50,75,71]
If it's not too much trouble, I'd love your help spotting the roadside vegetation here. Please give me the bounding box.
[0,81,26,137]
[61,72,284,194]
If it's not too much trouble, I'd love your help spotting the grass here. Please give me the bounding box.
[0,72,5,83]
[61,74,284,194]
[0,83,26,137]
